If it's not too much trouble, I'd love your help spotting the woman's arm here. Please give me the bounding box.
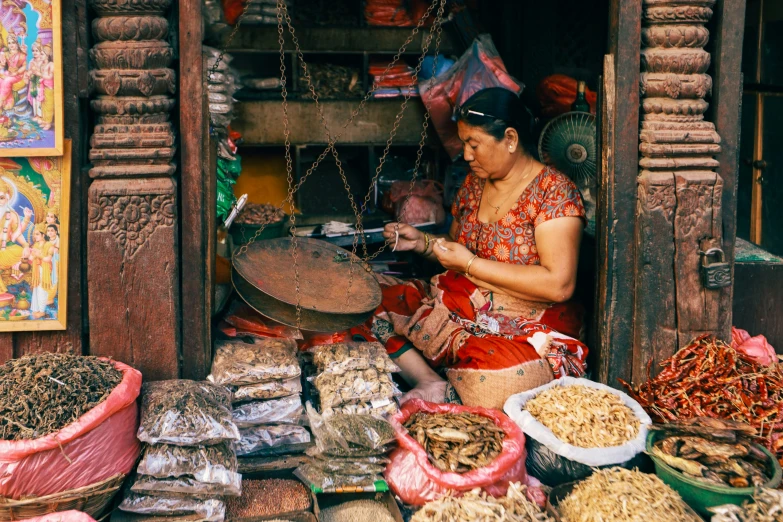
[432,217,583,303]
[381,220,458,262]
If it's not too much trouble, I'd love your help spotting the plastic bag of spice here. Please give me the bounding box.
[137,380,240,446]
[230,377,302,403]
[136,442,239,487]
[315,369,401,410]
[313,342,401,375]
[307,402,396,452]
[231,395,304,428]
[119,491,225,521]
[131,473,242,497]
[294,463,384,491]
[384,399,534,506]
[209,338,300,386]
[235,425,311,457]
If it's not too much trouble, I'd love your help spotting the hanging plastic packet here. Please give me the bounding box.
[231,395,304,428]
[137,442,239,487]
[235,424,311,457]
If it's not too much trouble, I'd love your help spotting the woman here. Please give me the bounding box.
[25,42,54,130]
[29,224,53,319]
[0,37,26,110]
[371,87,588,408]
[45,222,59,304]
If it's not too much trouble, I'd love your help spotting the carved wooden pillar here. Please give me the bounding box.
[634,0,724,381]
[86,0,180,380]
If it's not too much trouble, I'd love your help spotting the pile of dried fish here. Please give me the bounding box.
[412,482,553,522]
[137,442,239,486]
[0,353,122,441]
[650,418,772,488]
[621,336,783,456]
[404,412,505,473]
[298,63,362,99]
[208,338,300,386]
[315,368,399,410]
[313,342,400,375]
[709,488,783,522]
[558,467,698,522]
[525,385,640,448]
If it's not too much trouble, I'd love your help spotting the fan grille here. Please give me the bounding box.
[538,111,597,185]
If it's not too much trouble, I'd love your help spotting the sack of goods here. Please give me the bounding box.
[503,376,652,487]
[120,380,242,522]
[295,403,396,493]
[384,399,539,506]
[310,342,402,418]
[0,353,141,506]
[209,338,311,458]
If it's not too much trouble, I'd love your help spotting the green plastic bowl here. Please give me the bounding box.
[646,431,782,517]
[230,221,285,246]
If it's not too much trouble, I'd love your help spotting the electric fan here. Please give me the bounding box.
[538,111,597,186]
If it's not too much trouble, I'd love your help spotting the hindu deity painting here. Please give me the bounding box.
[0,0,62,157]
[0,139,69,331]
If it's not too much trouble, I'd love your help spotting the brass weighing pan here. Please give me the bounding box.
[232,237,382,332]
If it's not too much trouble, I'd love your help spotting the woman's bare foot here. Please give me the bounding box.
[400,379,448,405]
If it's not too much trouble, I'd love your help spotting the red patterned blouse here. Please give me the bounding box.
[451,166,586,266]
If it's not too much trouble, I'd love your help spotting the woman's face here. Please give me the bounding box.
[457,121,518,181]
[33,230,42,242]
[46,212,56,224]
[9,41,18,53]
[32,46,40,59]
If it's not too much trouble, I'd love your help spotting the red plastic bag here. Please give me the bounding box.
[536,74,597,118]
[21,512,97,522]
[731,326,777,366]
[384,399,531,506]
[0,360,142,499]
[223,300,303,340]
[299,331,349,352]
[420,35,523,160]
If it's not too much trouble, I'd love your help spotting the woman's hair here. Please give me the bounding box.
[456,87,537,155]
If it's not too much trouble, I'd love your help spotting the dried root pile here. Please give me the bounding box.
[526,385,640,448]
[558,467,698,522]
[0,353,122,440]
[411,482,553,522]
[404,412,504,473]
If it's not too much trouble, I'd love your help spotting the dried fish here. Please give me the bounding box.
[709,488,783,522]
[525,385,640,448]
[404,412,504,473]
[315,368,399,410]
[559,467,698,522]
[411,482,554,522]
[313,342,400,375]
[137,442,239,486]
[209,338,300,386]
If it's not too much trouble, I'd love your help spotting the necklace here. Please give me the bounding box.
[486,165,539,214]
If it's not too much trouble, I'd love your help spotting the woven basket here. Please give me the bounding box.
[0,474,126,521]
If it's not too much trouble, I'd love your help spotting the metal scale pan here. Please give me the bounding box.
[232,237,382,332]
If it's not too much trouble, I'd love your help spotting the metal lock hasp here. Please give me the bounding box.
[700,247,731,289]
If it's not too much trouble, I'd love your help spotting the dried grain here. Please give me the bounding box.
[320,499,396,522]
[225,479,311,518]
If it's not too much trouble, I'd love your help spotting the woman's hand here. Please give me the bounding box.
[432,238,475,273]
[382,222,425,253]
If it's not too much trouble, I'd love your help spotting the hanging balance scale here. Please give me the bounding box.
[222,0,447,332]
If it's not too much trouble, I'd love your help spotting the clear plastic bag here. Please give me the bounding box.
[138,380,240,446]
[313,342,401,375]
[307,444,395,459]
[309,457,388,476]
[231,378,302,403]
[231,395,304,428]
[119,491,225,521]
[307,402,395,453]
[322,400,399,418]
[235,425,311,457]
[131,473,241,497]
[294,464,383,491]
[315,369,400,410]
[209,338,300,386]
[136,443,239,487]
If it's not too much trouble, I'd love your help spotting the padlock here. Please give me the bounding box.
[700,247,731,289]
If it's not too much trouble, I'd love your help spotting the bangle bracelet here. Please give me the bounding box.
[423,233,430,254]
[465,254,478,276]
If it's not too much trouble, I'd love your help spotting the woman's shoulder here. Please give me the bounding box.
[536,166,579,192]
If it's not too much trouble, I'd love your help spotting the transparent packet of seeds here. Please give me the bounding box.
[306,402,395,453]
[119,491,225,521]
[235,424,311,457]
[137,380,240,446]
[131,473,241,497]
[230,377,302,403]
[312,342,401,375]
[314,369,401,410]
[136,442,239,487]
[208,338,300,386]
[231,395,305,428]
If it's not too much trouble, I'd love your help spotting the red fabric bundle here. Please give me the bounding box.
[536,74,597,118]
[370,60,416,88]
[365,0,432,27]
[731,326,777,366]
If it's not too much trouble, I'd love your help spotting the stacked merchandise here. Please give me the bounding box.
[223,0,293,26]
[370,60,418,99]
[120,380,242,522]
[364,0,432,27]
[208,338,311,459]
[204,46,243,223]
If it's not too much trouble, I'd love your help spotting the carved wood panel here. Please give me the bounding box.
[87,0,179,379]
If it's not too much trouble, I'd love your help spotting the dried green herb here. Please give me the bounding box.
[138,380,240,446]
[0,353,122,441]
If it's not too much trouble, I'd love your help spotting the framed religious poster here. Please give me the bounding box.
[0,0,64,157]
[0,139,70,331]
